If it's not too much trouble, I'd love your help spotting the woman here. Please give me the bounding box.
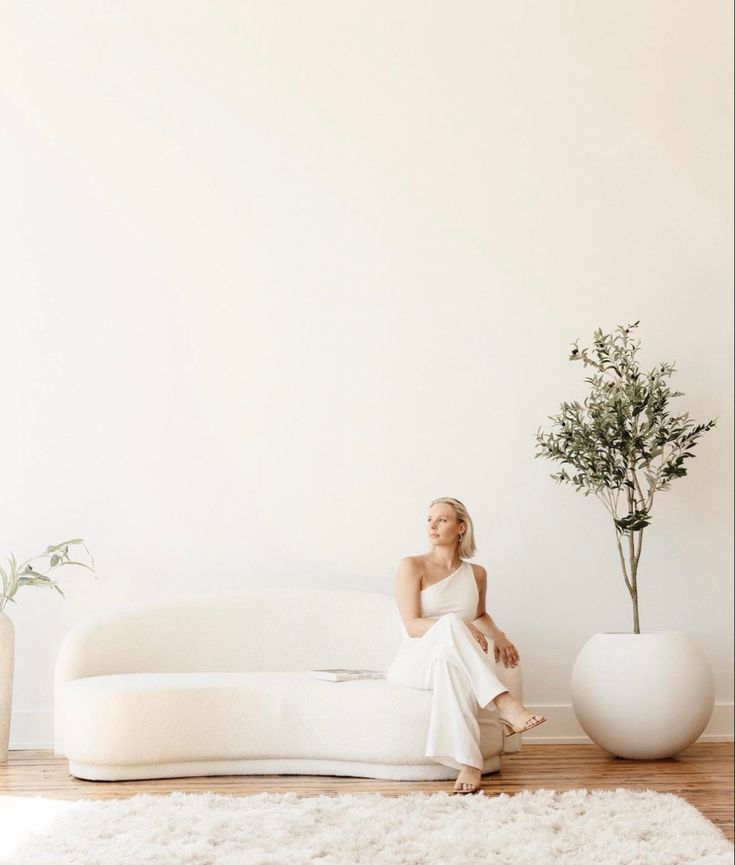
[385,497,547,795]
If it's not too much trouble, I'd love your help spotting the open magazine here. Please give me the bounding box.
[307,668,385,682]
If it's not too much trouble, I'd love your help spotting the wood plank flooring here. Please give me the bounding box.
[1,743,732,842]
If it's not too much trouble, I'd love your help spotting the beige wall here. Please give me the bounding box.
[1,0,732,746]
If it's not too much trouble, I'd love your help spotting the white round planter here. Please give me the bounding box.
[0,610,14,762]
[571,631,715,759]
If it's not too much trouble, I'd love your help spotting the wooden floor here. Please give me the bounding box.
[1,743,733,842]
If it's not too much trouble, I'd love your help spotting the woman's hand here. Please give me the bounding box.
[466,622,488,653]
[493,632,519,668]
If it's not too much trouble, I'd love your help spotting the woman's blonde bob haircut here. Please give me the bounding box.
[429,497,477,559]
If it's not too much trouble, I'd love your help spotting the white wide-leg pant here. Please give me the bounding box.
[386,612,510,772]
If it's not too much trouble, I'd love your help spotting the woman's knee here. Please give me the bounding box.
[436,612,472,636]
[434,613,481,648]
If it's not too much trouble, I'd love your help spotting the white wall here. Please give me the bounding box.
[1,0,732,747]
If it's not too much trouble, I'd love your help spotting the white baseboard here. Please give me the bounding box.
[523,702,734,743]
[9,703,734,751]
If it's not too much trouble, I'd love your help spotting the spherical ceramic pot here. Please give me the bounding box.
[0,610,14,762]
[571,631,715,759]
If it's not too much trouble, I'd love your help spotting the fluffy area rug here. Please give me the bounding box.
[0,787,732,864]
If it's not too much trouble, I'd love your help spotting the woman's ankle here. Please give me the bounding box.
[492,690,514,710]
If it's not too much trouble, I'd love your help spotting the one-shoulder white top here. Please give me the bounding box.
[420,559,478,620]
[397,559,479,642]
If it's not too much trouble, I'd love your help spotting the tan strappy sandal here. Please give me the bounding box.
[451,780,482,795]
[498,710,547,737]
[451,768,483,795]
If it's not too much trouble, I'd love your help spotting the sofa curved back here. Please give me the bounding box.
[54,588,404,753]
[56,587,404,675]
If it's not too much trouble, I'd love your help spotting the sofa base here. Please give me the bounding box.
[68,754,503,782]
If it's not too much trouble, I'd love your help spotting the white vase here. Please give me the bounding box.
[571,631,715,759]
[0,610,14,762]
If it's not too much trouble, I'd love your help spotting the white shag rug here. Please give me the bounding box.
[0,787,732,865]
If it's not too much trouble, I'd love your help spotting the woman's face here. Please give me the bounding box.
[427,505,461,546]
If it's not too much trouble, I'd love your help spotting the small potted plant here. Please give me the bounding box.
[0,539,96,761]
[535,321,717,758]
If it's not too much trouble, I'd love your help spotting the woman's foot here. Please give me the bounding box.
[451,764,482,795]
[493,692,547,736]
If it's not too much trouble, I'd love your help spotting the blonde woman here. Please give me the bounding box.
[386,497,547,795]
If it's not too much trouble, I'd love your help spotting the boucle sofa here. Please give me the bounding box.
[54,588,524,781]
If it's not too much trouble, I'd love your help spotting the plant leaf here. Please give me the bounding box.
[45,539,84,553]
[53,560,96,573]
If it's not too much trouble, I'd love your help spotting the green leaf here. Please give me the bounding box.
[18,577,51,587]
[54,560,95,573]
[20,570,53,582]
[45,539,84,553]
[8,554,19,599]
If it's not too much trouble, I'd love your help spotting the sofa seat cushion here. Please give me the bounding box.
[62,671,504,768]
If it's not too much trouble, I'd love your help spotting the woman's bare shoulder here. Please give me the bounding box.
[397,555,423,574]
[393,557,422,593]
[469,562,488,580]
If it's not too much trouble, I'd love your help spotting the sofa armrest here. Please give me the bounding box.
[54,604,205,756]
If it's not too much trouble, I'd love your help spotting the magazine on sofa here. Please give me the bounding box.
[307,668,385,682]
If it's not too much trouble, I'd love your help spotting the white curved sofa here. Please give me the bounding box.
[54,588,524,781]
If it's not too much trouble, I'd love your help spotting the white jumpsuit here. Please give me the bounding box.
[385,560,510,772]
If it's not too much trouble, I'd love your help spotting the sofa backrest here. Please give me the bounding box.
[55,588,404,679]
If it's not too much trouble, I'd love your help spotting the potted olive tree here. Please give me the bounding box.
[535,321,717,759]
[0,539,96,761]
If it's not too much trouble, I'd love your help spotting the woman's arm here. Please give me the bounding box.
[394,557,440,637]
[471,565,506,640]
[471,565,521,665]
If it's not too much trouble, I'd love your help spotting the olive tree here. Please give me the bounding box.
[535,321,717,633]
